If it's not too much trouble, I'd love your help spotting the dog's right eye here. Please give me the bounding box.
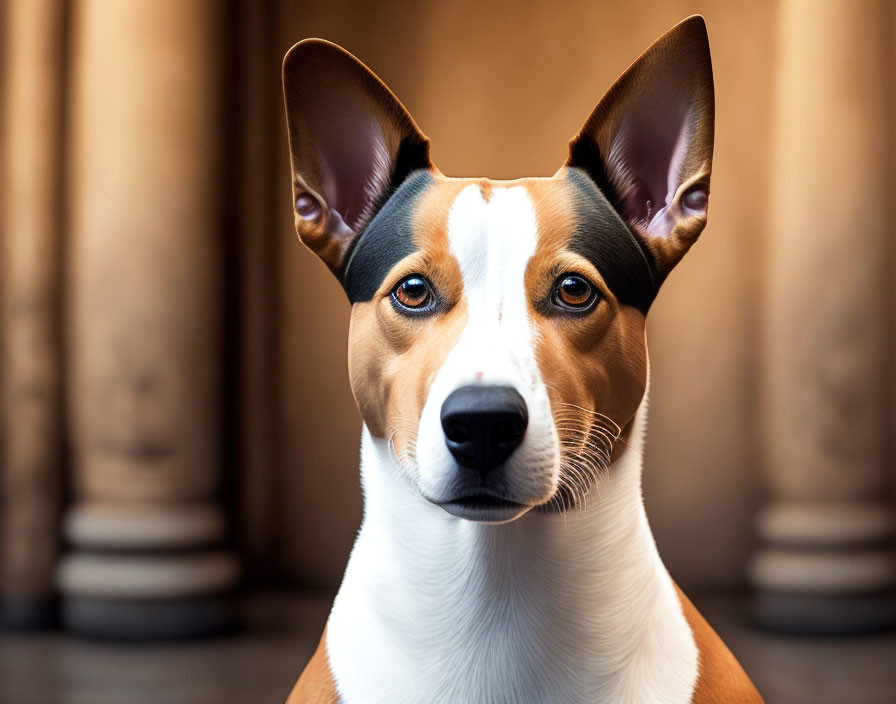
[391,275,436,312]
[551,273,599,313]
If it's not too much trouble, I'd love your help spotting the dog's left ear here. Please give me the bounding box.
[567,16,714,282]
[283,39,432,276]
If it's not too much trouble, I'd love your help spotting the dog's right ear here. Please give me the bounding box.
[283,39,433,277]
[566,16,714,286]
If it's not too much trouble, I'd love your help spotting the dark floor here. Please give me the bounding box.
[1,592,894,704]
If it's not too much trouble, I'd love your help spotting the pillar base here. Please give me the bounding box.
[0,597,56,630]
[62,595,236,640]
[753,592,896,635]
[57,507,240,640]
[751,501,896,634]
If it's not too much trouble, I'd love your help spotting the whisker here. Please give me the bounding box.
[556,403,622,432]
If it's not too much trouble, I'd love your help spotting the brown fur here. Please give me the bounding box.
[676,587,765,703]
[523,177,649,444]
[285,628,339,704]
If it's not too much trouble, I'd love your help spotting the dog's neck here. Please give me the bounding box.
[325,399,699,704]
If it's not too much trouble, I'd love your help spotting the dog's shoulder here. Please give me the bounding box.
[675,586,765,704]
[285,626,340,704]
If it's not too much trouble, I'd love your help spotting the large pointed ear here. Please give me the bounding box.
[566,16,714,283]
[283,39,433,277]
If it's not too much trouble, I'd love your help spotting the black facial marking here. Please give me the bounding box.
[341,170,433,303]
[566,168,657,314]
[568,136,621,208]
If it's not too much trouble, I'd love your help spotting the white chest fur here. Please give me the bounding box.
[325,402,699,704]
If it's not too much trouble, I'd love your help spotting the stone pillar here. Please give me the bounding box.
[58,0,238,639]
[235,0,277,581]
[751,0,896,633]
[0,0,65,630]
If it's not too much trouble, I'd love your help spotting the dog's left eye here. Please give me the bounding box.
[552,274,598,311]
[392,275,435,311]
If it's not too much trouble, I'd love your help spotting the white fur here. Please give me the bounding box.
[325,186,699,703]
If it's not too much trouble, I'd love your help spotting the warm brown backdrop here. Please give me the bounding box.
[2,4,895,701]
[3,0,893,603]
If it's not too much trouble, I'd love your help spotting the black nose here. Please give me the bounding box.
[440,385,528,473]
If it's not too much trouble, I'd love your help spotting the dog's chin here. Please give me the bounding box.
[415,453,557,524]
[433,494,533,524]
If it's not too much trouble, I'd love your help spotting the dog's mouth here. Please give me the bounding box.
[433,493,531,524]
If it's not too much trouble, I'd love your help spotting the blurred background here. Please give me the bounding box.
[1,0,895,702]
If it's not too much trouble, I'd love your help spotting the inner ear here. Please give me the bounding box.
[566,16,714,277]
[283,39,433,275]
[605,98,698,227]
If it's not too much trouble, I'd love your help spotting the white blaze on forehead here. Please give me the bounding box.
[446,184,540,371]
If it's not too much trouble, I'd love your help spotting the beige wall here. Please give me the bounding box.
[2,0,891,608]
[271,0,777,589]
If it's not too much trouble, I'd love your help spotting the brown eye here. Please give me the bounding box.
[552,274,597,311]
[392,275,435,311]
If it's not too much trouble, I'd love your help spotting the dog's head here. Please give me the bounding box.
[283,17,714,523]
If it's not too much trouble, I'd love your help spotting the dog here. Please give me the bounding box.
[282,15,762,704]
